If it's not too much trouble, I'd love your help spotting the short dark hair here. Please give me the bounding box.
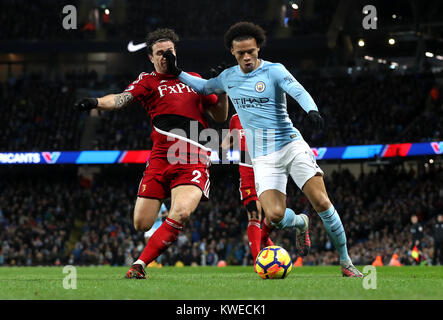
[224,22,266,49]
[146,28,179,55]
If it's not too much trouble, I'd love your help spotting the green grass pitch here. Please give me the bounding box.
[0,265,442,300]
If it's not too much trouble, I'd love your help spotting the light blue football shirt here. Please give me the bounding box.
[157,203,167,222]
[179,60,318,158]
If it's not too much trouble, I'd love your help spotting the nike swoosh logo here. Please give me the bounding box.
[228,85,235,89]
[127,41,147,52]
[262,248,269,259]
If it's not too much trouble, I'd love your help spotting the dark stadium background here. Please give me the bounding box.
[0,0,442,270]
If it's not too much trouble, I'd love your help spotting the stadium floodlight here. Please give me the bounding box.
[390,62,399,69]
[104,9,110,15]
[392,14,397,19]
[358,39,365,47]
[292,3,298,9]
[388,38,395,45]
[425,52,434,57]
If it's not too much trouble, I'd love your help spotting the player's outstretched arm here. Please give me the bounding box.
[97,92,134,110]
[74,92,134,112]
[272,64,324,129]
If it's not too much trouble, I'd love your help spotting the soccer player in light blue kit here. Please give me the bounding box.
[164,22,363,277]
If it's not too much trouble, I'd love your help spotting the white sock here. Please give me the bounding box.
[134,259,146,269]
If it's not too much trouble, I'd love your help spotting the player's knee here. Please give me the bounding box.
[133,219,147,232]
[169,206,192,224]
[265,205,285,223]
[313,195,331,213]
[133,215,152,232]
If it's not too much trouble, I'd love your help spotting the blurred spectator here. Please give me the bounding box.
[433,214,443,265]
[410,214,424,249]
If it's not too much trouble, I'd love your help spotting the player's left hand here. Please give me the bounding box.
[74,97,98,111]
[163,50,182,77]
[307,110,324,129]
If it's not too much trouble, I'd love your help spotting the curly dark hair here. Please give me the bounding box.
[146,28,179,55]
[224,22,266,49]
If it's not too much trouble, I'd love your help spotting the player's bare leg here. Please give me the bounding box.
[133,197,162,232]
[168,185,203,224]
[126,185,202,279]
[258,189,286,224]
[302,175,363,277]
[258,189,309,254]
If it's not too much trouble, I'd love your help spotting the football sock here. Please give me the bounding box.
[270,208,305,229]
[317,205,350,262]
[247,219,262,261]
[136,217,183,267]
[261,218,274,246]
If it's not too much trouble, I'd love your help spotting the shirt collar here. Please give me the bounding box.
[237,59,265,76]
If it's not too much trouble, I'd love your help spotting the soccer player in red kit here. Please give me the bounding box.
[221,113,273,263]
[74,28,228,279]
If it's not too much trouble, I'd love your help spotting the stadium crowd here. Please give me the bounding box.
[0,0,334,41]
[1,163,442,267]
[0,76,83,151]
[289,72,439,147]
[0,170,78,266]
[1,70,440,152]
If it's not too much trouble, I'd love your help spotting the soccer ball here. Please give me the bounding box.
[254,245,293,279]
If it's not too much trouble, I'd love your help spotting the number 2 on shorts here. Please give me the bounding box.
[191,170,201,183]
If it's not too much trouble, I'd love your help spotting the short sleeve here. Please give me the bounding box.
[201,93,218,107]
[228,116,235,132]
[124,72,150,101]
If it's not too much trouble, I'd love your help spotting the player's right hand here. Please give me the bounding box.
[74,97,98,111]
[163,50,182,77]
[307,110,324,129]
